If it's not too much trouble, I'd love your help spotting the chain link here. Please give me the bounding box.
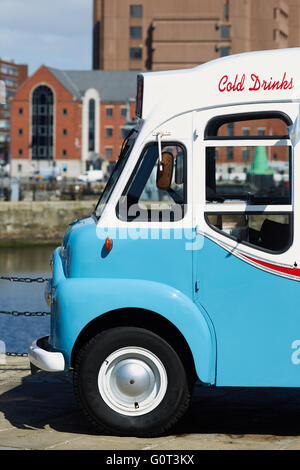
[0,310,50,316]
[0,276,49,283]
[0,275,50,359]
[4,352,28,357]
[0,276,50,315]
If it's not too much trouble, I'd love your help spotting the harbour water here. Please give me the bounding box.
[0,245,57,353]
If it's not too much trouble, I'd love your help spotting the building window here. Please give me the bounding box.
[121,107,127,118]
[31,85,54,160]
[242,128,250,137]
[0,133,9,143]
[88,98,96,152]
[6,89,15,99]
[0,120,10,130]
[18,149,23,156]
[38,147,45,157]
[130,5,143,17]
[226,146,233,161]
[224,1,229,20]
[242,148,249,161]
[130,26,142,39]
[62,129,67,136]
[63,108,67,115]
[1,77,18,88]
[18,129,23,136]
[106,107,113,117]
[0,64,18,76]
[257,128,266,136]
[121,127,129,139]
[62,149,67,157]
[17,164,22,172]
[105,127,113,138]
[227,123,234,137]
[130,47,142,60]
[220,47,230,57]
[18,107,23,115]
[220,25,230,39]
[105,147,113,158]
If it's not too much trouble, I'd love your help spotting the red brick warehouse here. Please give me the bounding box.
[10,66,138,178]
[0,58,28,164]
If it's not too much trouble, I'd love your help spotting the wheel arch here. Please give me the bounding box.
[71,307,198,386]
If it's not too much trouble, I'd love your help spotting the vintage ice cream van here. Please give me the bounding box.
[29,48,300,436]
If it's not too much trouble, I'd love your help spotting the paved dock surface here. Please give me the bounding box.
[1,355,300,450]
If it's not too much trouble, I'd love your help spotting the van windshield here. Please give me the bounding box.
[94,129,138,219]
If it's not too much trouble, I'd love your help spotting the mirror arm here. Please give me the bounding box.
[158,132,163,171]
[153,130,172,171]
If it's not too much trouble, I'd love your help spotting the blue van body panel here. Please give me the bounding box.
[51,219,217,384]
[51,217,300,388]
[60,218,195,298]
[196,236,300,387]
[52,274,216,383]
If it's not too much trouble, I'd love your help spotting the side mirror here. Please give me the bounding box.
[156,151,174,190]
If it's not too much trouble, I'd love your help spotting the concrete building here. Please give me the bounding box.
[93,0,300,71]
[10,66,138,178]
[0,58,28,163]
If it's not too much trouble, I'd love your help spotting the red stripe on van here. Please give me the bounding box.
[243,255,300,278]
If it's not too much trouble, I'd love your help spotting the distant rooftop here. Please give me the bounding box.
[47,67,140,102]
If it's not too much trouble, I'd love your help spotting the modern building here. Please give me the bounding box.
[0,58,28,163]
[93,0,300,71]
[10,66,138,178]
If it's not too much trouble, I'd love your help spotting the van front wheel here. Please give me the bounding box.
[73,327,190,437]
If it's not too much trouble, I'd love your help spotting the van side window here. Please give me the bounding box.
[117,142,186,222]
[205,112,291,140]
[206,213,292,253]
[204,112,292,253]
[206,145,291,205]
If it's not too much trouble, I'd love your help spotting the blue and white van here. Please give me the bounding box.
[29,48,300,436]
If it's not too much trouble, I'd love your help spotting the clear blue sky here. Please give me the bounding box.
[0,0,92,74]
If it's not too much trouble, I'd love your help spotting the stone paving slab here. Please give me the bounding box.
[1,356,300,450]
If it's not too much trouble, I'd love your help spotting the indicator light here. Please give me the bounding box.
[105,237,113,252]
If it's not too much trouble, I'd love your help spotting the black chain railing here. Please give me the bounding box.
[0,276,49,283]
[3,352,28,357]
[0,275,50,357]
[0,310,50,316]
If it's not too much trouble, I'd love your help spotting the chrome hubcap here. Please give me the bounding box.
[98,347,168,416]
[112,359,154,399]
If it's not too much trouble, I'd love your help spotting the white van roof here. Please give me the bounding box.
[140,48,300,126]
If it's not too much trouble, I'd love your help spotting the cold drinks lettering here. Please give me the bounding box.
[218,73,293,93]
[218,74,245,92]
[249,73,293,91]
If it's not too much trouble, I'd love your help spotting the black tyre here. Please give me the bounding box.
[73,327,190,437]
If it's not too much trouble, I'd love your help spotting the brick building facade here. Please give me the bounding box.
[10,66,137,178]
[0,58,28,163]
[93,0,300,71]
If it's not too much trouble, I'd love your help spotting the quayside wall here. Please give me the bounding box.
[0,201,98,243]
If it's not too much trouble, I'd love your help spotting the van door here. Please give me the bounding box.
[193,103,300,387]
